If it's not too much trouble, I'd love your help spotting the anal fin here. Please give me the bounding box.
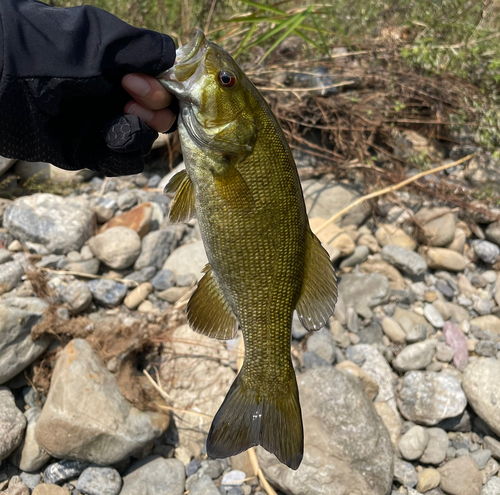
[164,169,196,224]
[187,264,238,340]
[296,229,337,331]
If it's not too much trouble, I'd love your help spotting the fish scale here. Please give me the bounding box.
[159,30,337,470]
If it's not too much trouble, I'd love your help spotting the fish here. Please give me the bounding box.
[158,30,337,470]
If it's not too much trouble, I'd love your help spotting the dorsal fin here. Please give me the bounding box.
[296,229,337,331]
[187,264,238,340]
[164,169,196,224]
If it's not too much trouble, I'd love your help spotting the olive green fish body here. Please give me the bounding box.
[159,31,337,470]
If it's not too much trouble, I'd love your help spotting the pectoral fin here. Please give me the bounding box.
[187,264,238,340]
[164,169,196,223]
[212,162,254,210]
[296,229,337,331]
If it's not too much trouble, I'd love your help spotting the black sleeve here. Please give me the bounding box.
[0,0,176,176]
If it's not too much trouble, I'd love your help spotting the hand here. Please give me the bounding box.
[122,74,177,133]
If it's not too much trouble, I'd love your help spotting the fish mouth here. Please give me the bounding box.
[157,30,207,94]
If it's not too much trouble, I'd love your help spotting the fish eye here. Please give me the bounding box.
[218,70,237,88]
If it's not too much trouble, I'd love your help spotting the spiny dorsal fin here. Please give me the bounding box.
[164,170,195,224]
[296,229,337,331]
[187,264,238,340]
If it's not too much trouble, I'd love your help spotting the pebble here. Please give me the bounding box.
[2,477,30,495]
[392,340,437,371]
[474,340,497,357]
[472,239,500,264]
[339,245,369,268]
[420,427,449,465]
[435,342,454,362]
[117,190,137,210]
[221,470,246,487]
[87,279,127,307]
[381,316,406,344]
[124,266,156,285]
[64,258,100,275]
[134,228,179,270]
[484,456,499,477]
[436,279,454,299]
[0,248,12,264]
[482,477,500,495]
[470,448,491,469]
[88,227,141,270]
[92,196,118,223]
[483,436,500,460]
[151,269,176,291]
[189,474,220,495]
[123,282,153,310]
[335,360,379,400]
[19,473,41,491]
[424,303,445,328]
[419,247,467,271]
[414,207,456,247]
[393,457,418,488]
[59,280,92,314]
[101,202,152,238]
[76,467,122,495]
[416,468,440,492]
[438,456,482,495]
[0,387,26,461]
[399,425,429,460]
[186,459,201,477]
[381,244,427,276]
[397,371,467,425]
[375,224,417,250]
[306,328,336,363]
[443,321,469,370]
[43,459,89,484]
[157,286,190,303]
[0,260,24,295]
[32,484,70,495]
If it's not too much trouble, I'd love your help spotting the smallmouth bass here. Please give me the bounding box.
[158,31,337,470]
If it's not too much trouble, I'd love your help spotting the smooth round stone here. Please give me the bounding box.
[416,468,440,492]
[221,470,246,487]
[438,456,482,495]
[381,317,406,344]
[398,425,428,460]
[424,304,445,328]
[482,477,500,495]
[151,269,176,291]
[32,483,71,495]
[472,240,500,264]
[339,245,370,269]
[43,460,88,484]
[436,279,454,299]
[420,427,449,465]
[470,448,491,469]
[76,467,122,495]
[87,279,127,307]
[482,270,497,283]
[393,458,418,488]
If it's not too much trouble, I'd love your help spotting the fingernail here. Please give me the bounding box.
[123,74,151,97]
[126,103,154,124]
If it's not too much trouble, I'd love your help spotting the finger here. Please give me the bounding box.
[122,73,172,111]
[125,101,177,133]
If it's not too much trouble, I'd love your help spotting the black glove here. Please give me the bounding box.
[0,0,176,176]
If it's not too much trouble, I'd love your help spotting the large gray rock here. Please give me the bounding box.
[462,358,500,437]
[338,272,391,314]
[392,340,437,371]
[76,467,122,495]
[4,194,94,254]
[35,339,169,464]
[381,245,428,276]
[0,387,26,461]
[0,260,24,295]
[257,367,393,495]
[162,241,208,281]
[120,457,185,495]
[10,407,51,472]
[0,298,51,384]
[88,227,141,270]
[134,228,180,270]
[301,179,369,227]
[397,371,467,425]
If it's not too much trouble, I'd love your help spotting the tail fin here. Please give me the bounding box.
[206,371,304,470]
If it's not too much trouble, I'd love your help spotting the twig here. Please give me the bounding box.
[156,404,212,420]
[257,80,355,92]
[315,153,477,234]
[204,0,218,34]
[38,266,138,287]
[248,448,278,495]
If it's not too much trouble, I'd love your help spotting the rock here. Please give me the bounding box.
[447,303,470,324]
[470,449,490,469]
[88,227,141,270]
[306,328,336,363]
[10,407,51,472]
[397,371,467,425]
[100,202,152,238]
[301,179,369,227]
[435,342,454,362]
[117,190,138,210]
[59,280,92,314]
[339,245,369,268]
[335,360,379,400]
[19,473,41,490]
[0,299,51,384]
[399,425,429,460]
[189,474,219,495]
[357,233,380,253]
[4,194,94,254]
[151,269,176,291]
[0,248,12,264]
[462,358,500,437]
[485,221,500,246]
[436,279,455,299]
[35,340,169,464]
[375,224,416,250]
[469,315,500,335]
[338,272,391,314]
[0,260,24,295]
[221,470,246,487]
[438,456,482,495]
[92,196,118,223]
[483,436,500,461]
[124,282,153,310]
[0,387,26,461]
[360,259,406,290]
[257,367,393,495]
[374,402,402,448]
[76,467,122,495]
[472,240,500,264]
[64,258,100,275]
[308,220,355,257]
[381,316,406,344]
[417,468,440,492]
[392,340,437,371]
[43,459,89,484]
[381,244,427,276]
[394,457,418,488]
[1,477,30,495]
[448,228,467,253]
[134,228,179,270]
[162,241,208,281]
[120,457,185,495]
[424,304,445,328]
[414,207,456,247]
[482,477,500,495]
[420,427,449,465]
[419,247,467,272]
[32,484,70,495]
[87,279,127,307]
[475,340,497,357]
[157,286,189,303]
